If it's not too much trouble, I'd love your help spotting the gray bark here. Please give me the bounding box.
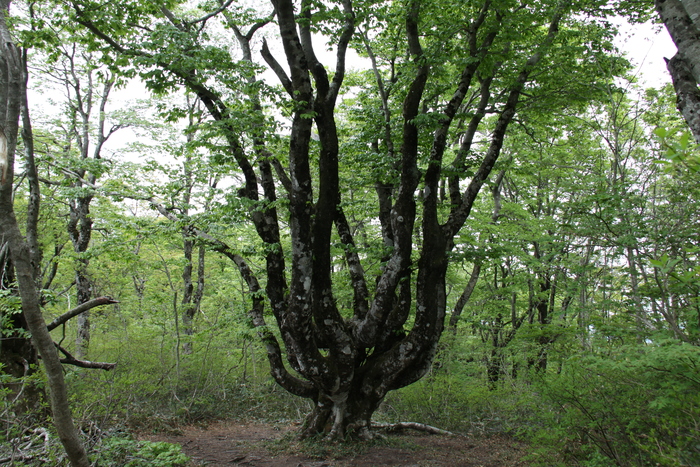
[666,53,700,142]
[657,0,700,83]
[656,0,700,141]
[682,0,700,26]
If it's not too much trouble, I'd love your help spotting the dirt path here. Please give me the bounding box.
[140,420,530,466]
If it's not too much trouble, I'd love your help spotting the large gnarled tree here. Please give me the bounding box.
[66,0,625,438]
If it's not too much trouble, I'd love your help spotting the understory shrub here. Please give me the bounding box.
[382,358,539,435]
[66,330,311,432]
[526,342,700,467]
[91,432,189,467]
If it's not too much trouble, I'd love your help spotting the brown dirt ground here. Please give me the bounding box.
[139,420,531,467]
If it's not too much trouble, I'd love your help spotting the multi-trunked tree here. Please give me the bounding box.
[57,0,626,438]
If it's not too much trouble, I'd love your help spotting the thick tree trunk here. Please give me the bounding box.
[666,53,700,142]
[657,0,700,84]
[656,0,700,141]
[302,388,384,439]
[683,0,700,26]
[265,0,565,436]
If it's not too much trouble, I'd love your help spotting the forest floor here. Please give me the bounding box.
[139,420,531,466]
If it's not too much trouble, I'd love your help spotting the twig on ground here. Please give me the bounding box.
[372,422,458,436]
[0,454,36,464]
[0,427,52,464]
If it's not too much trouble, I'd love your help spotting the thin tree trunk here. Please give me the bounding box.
[1,223,89,467]
[74,268,91,357]
[66,70,115,358]
[626,246,647,341]
[181,234,195,354]
[448,262,482,332]
[449,168,506,332]
[0,44,43,417]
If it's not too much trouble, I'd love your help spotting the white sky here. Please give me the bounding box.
[615,20,677,87]
[26,16,679,168]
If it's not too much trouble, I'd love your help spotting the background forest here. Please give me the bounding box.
[1,0,699,466]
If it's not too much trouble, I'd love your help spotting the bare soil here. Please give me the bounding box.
[139,420,530,467]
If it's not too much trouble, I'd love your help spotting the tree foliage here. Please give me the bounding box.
[40,0,639,439]
[0,0,698,464]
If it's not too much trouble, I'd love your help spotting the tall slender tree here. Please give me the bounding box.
[0,1,89,464]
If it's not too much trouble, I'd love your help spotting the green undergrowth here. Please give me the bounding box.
[380,357,538,436]
[91,433,190,467]
[381,341,700,467]
[0,423,189,467]
[65,335,312,433]
[524,342,700,467]
[4,329,697,467]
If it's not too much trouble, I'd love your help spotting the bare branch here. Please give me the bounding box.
[46,296,119,331]
[373,422,457,436]
[189,0,236,26]
[270,157,291,193]
[261,39,293,96]
[55,345,116,371]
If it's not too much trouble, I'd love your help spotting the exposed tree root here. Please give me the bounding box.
[372,422,457,436]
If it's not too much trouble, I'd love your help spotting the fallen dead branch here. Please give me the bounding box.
[372,422,457,436]
[0,427,51,465]
[0,454,41,464]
